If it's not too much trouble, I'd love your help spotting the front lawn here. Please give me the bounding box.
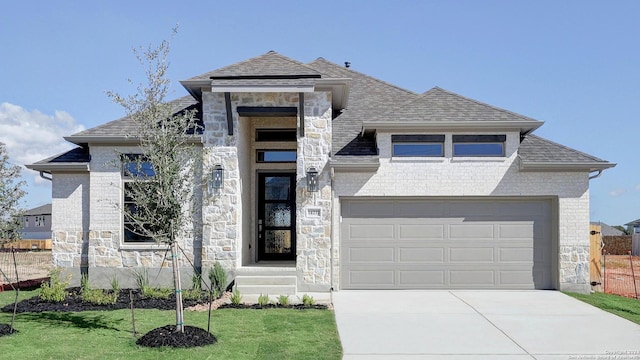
[0,289,342,359]
[565,291,640,325]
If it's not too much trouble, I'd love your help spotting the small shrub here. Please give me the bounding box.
[82,288,118,305]
[110,275,119,292]
[191,272,202,291]
[131,268,149,290]
[80,273,90,292]
[208,262,227,298]
[301,294,315,307]
[278,295,290,307]
[141,286,172,300]
[257,294,270,306]
[40,268,70,303]
[230,287,242,305]
[183,288,204,301]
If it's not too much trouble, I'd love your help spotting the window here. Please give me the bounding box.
[122,154,155,243]
[256,129,297,142]
[392,135,444,157]
[453,135,505,157]
[23,216,29,228]
[257,150,297,163]
[35,216,45,227]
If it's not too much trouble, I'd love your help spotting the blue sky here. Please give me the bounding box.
[0,1,637,226]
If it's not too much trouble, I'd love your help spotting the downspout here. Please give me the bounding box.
[589,170,603,180]
[39,171,52,181]
[330,166,335,292]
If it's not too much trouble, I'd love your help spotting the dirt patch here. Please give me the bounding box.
[136,325,216,348]
[0,324,18,337]
[604,255,640,299]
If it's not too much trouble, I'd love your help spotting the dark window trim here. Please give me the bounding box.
[255,128,297,142]
[256,150,297,163]
[392,134,445,143]
[452,135,506,143]
[237,106,297,117]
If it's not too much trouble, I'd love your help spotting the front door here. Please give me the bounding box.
[258,173,296,260]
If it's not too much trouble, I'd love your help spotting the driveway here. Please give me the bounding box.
[332,290,640,359]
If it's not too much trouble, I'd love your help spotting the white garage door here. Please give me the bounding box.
[340,199,554,290]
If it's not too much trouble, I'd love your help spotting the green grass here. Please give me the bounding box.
[565,291,640,325]
[0,290,342,360]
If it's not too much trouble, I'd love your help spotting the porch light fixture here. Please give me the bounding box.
[210,165,224,192]
[306,167,319,192]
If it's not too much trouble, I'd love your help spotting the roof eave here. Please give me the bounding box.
[64,135,203,145]
[362,120,543,133]
[179,80,211,101]
[519,161,616,172]
[25,163,89,172]
[211,84,315,93]
[329,159,380,172]
[314,78,351,110]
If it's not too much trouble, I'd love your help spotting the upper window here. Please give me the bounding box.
[23,216,29,228]
[257,150,297,163]
[392,135,444,157]
[256,129,297,142]
[122,154,155,177]
[35,216,45,227]
[453,135,505,157]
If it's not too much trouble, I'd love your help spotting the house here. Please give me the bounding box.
[27,51,614,293]
[625,219,640,234]
[590,222,624,236]
[21,204,52,240]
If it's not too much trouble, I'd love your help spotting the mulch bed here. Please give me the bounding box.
[136,325,216,348]
[0,324,18,337]
[1,287,210,313]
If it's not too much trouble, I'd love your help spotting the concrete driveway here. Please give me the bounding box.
[332,290,640,359]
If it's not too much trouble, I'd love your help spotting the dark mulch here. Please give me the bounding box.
[1,288,209,313]
[0,324,18,337]
[219,303,328,310]
[136,325,216,348]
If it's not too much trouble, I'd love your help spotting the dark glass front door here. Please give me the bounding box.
[258,173,296,260]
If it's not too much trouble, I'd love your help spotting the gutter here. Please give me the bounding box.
[589,170,603,180]
[39,171,52,181]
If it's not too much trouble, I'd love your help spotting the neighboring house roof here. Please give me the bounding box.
[590,222,624,236]
[625,219,640,226]
[27,51,614,173]
[24,204,52,216]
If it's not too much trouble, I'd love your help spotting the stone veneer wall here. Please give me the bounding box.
[200,91,333,291]
[332,131,592,293]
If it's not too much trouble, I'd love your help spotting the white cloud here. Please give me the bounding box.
[0,102,85,183]
[636,183,640,191]
[608,188,627,197]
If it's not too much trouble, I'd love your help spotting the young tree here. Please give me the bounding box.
[107,30,201,333]
[0,143,26,245]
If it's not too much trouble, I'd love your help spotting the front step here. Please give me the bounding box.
[235,266,297,295]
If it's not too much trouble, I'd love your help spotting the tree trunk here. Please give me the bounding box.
[170,239,184,333]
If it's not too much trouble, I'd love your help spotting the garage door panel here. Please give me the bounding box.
[449,247,495,262]
[399,270,445,286]
[399,247,444,262]
[399,224,444,239]
[348,224,394,240]
[348,247,394,262]
[449,224,494,239]
[341,199,554,290]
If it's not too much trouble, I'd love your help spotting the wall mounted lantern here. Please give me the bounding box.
[209,164,224,193]
[306,167,319,192]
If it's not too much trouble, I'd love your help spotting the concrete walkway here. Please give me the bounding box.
[332,290,640,359]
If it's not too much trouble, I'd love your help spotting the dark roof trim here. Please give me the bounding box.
[210,74,322,80]
[237,106,297,117]
[362,121,543,133]
[26,162,89,172]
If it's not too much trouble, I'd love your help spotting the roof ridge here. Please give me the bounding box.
[426,87,541,123]
[308,58,416,96]
[525,134,607,162]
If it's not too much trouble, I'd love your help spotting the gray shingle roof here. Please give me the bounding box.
[590,222,624,236]
[24,203,52,216]
[69,96,201,138]
[186,51,321,81]
[306,58,417,156]
[31,147,91,165]
[372,87,542,125]
[519,134,609,164]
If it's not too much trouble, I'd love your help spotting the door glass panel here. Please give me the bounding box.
[265,230,292,254]
[265,203,291,227]
[264,176,291,200]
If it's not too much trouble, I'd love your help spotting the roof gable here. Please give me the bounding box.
[186,51,321,81]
